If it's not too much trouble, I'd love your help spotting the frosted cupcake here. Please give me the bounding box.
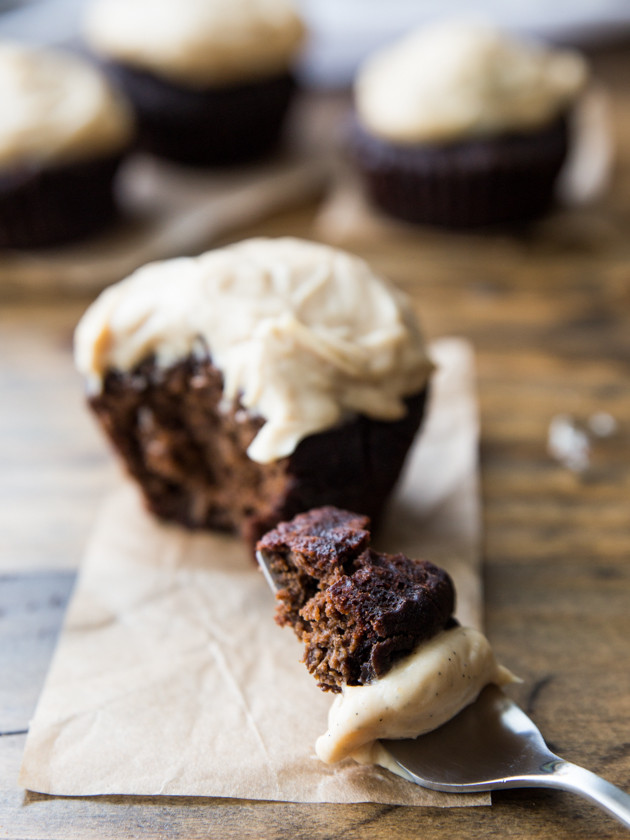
[84,0,305,166]
[351,21,588,229]
[74,237,433,544]
[0,42,133,249]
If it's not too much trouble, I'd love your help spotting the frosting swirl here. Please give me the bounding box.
[75,238,432,464]
[84,0,305,86]
[355,21,588,144]
[0,42,133,168]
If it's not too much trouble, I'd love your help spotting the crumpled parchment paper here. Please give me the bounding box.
[20,337,489,806]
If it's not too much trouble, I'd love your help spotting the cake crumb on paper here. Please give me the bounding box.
[547,412,617,473]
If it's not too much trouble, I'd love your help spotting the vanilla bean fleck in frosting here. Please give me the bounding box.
[74,237,432,464]
[355,20,588,145]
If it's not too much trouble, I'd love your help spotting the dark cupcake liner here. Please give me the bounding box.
[104,61,297,166]
[0,151,125,249]
[350,114,570,229]
[280,386,428,535]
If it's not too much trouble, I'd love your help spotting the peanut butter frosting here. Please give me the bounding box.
[0,42,133,168]
[84,0,305,87]
[316,625,516,766]
[74,237,432,464]
[355,20,588,144]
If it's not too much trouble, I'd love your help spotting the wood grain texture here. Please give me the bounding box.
[1,45,630,840]
[0,572,75,734]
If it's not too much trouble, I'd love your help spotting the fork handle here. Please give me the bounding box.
[532,759,630,829]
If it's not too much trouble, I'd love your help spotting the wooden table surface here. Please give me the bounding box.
[2,45,630,840]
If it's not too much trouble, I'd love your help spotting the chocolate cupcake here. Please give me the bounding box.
[0,42,134,249]
[351,21,588,229]
[84,0,305,166]
[74,237,433,544]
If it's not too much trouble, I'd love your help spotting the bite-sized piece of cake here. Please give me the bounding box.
[258,506,455,691]
[83,0,305,166]
[74,237,433,543]
[256,506,516,767]
[351,20,588,229]
[0,42,134,248]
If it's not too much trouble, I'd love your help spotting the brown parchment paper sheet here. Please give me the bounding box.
[20,337,489,806]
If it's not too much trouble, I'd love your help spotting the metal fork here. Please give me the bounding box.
[255,550,630,829]
[384,683,630,829]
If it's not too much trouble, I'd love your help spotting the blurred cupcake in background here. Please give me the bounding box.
[350,20,589,229]
[0,42,134,249]
[84,0,305,167]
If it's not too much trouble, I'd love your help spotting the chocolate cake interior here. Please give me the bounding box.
[257,506,455,692]
[90,354,428,545]
[91,353,289,541]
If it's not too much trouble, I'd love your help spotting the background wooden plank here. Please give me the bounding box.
[0,572,75,734]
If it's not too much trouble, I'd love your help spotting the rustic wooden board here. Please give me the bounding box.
[1,45,630,840]
[0,571,75,734]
